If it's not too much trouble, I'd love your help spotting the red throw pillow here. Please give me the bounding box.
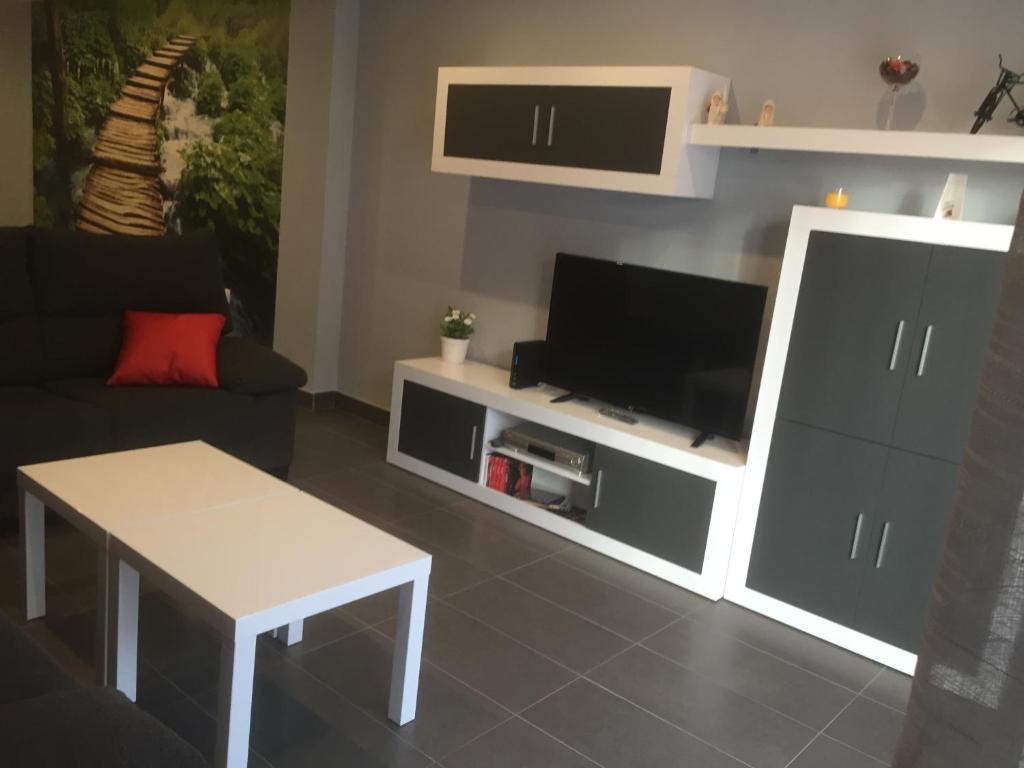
[107,311,225,388]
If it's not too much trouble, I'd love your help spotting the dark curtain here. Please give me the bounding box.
[893,192,1024,766]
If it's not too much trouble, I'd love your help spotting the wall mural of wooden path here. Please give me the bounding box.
[75,35,196,237]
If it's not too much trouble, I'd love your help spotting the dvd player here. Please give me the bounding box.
[499,423,592,474]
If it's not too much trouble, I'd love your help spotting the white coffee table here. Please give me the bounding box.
[108,491,431,768]
[18,442,432,768]
[18,442,295,683]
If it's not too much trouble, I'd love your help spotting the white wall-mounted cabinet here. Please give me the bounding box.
[431,66,730,198]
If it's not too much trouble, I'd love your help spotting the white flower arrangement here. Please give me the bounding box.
[441,305,477,340]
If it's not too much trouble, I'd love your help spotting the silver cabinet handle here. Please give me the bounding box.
[469,426,478,461]
[593,469,604,508]
[889,320,906,371]
[849,513,865,559]
[547,106,556,147]
[875,522,891,568]
[916,325,934,377]
[531,105,540,146]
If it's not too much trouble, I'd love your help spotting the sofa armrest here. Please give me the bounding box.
[0,687,208,767]
[217,336,307,395]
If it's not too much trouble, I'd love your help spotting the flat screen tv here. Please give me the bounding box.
[544,253,768,440]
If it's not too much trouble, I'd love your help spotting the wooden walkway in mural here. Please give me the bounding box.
[76,35,196,236]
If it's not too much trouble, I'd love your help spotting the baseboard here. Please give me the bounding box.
[297,389,390,425]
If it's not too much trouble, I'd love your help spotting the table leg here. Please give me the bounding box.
[110,559,140,701]
[388,574,428,725]
[215,634,256,768]
[273,620,304,646]
[96,548,110,685]
[19,489,45,621]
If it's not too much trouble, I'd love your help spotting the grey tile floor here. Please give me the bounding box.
[0,407,911,767]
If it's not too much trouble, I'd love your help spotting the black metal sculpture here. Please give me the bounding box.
[971,55,1024,133]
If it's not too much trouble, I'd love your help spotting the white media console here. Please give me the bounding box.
[386,357,747,599]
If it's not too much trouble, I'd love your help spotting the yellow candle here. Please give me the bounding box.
[825,188,849,209]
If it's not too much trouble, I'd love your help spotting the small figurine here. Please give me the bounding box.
[706,91,728,125]
[756,99,775,127]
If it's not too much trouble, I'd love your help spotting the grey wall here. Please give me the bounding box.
[274,0,360,391]
[338,0,1024,409]
[0,2,33,227]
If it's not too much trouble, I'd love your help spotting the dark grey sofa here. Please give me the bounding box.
[0,226,307,521]
[0,611,207,766]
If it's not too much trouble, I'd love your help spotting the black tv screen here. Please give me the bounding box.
[544,253,767,440]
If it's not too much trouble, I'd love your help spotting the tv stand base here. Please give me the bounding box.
[691,431,714,449]
[549,392,590,404]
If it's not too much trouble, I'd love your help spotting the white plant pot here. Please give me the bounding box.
[440,336,469,364]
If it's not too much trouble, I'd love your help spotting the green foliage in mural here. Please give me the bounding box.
[195,70,225,116]
[32,0,292,342]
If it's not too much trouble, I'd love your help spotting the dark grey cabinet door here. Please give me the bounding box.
[777,232,931,445]
[444,85,551,164]
[397,381,485,482]
[586,445,715,572]
[854,450,958,652]
[747,419,889,627]
[891,246,1005,464]
[543,86,671,174]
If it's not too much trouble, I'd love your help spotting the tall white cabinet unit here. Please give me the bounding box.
[432,66,730,197]
[727,207,1014,673]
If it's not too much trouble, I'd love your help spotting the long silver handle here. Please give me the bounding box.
[469,426,478,461]
[531,105,540,145]
[875,522,891,568]
[593,469,604,508]
[547,106,556,147]
[849,513,865,559]
[889,320,906,371]
[916,325,934,377]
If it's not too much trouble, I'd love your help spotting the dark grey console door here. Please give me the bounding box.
[777,232,931,444]
[443,85,552,164]
[397,381,485,482]
[542,86,671,174]
[586,445,715,572]
[891,246,1004,464]
[853,450,958,652]
[747,419,889,627]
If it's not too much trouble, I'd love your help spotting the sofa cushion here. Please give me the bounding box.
[43,378,283,456]
[0,687,207,767]
[0,227,43,384]
[109,311,226,388]
[0,386,114,501]
[28,228,231,379]
[0,612,77,709]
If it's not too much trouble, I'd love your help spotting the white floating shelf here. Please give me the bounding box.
[688,124,1024,164]
[487,442,592,486]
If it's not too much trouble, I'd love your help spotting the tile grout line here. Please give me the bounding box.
[632,640,845,735]
[666,607,889,698]
[488,572,677,647]
[582,675,761,768]
[780,667,888,768]
[549,548,699,616]
[273,649,437,762]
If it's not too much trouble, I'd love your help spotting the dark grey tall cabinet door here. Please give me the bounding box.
[747,419,889,627]
[443,85,551,164]
[890,247,1005,464]
[586,445,715,572]
[854,450,958,652]
[398,381,485,482]
[777,233,931,444]
[543,86,671,174]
